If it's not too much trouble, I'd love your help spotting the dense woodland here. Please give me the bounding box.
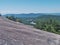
[6,15,60,34]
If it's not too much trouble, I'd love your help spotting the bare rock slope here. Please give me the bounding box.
[0,17,60,45]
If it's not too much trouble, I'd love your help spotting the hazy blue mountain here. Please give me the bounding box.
[3,13,60,18]
[3,13,46,18]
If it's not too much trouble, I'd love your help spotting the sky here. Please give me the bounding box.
[0,0,60,14]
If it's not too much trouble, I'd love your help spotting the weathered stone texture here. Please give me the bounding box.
[0,17,60,45]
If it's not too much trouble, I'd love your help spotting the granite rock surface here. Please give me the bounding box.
[0,17,60,45]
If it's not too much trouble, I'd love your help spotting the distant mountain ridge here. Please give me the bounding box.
[3,13,43,18]
[3,13,60,18]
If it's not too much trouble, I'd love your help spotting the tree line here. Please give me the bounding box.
[34,17,60,34]
[6,15,60,34]
[6,16,22,23]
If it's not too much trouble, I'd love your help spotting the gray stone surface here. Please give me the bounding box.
[0,17,60,45]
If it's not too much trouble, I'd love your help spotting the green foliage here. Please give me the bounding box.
[35,18,60,34]
[6,16,22,23]
[6,15,60,34]
[15,18,22,23]
[6,16,15,21]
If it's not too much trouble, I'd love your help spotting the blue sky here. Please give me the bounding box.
[0,0,60,14]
